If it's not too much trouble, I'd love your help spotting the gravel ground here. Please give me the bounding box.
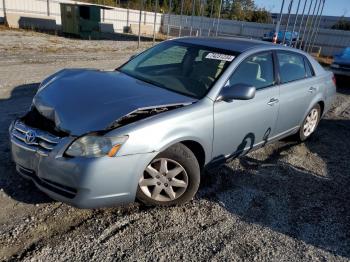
[0,28,349,261]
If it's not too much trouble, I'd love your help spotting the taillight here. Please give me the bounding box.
[332,75,336,86]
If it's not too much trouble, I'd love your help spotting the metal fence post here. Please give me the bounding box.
[215,0,222,36]
[310,0,325,53]
[47,0,50,16]
[290,0,301,47]
[2,0,6,24]
[303,0,319,51]
[282,0,294,45]
[306,0,322,52]
[127,4,130,29]
[190,0,195,36]
[300,0,314,50]
[178,0,184,37]
[138,0,143,48]
[275,0,285,44]
[166,0,172,38]
[208,0,214,36]
[199,0,204,36]
[153,0,158,44]
[296,0,308,48]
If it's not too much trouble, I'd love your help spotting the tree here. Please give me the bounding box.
[78,0,272,23]
[332,17,350,31]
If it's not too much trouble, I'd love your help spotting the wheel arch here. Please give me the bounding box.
[180,140,206,170]
[318,100,325,116]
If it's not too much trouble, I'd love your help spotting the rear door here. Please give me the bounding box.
[274,51,317,135]
[212,51,279,159]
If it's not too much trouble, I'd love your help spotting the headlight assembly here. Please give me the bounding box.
[65,135,128,158]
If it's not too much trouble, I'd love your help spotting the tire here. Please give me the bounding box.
[136,143,200,206]
[298,103,321,141]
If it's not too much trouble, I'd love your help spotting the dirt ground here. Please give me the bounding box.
[0,29,349,261]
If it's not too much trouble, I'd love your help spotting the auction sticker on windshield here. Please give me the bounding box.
[205,53,235,61]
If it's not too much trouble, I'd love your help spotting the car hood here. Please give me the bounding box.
[33,69,196,136]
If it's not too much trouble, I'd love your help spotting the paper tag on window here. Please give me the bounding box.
[205,53,235,61]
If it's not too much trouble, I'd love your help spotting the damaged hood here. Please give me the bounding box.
[33,69,196,136]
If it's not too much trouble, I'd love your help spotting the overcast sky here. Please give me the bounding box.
[254,0,349,17]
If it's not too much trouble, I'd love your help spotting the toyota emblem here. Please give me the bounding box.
[25,130,37,144]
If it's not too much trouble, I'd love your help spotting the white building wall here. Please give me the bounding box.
[0,0,163,33]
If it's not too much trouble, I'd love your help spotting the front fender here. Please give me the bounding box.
[109,98,214,164]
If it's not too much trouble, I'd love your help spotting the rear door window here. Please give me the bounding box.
[277,51,307,83]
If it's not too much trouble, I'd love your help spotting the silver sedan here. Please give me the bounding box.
[9,37,336,208]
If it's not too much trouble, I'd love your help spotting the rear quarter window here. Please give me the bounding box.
[304,57,315,77]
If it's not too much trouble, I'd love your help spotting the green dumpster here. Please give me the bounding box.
[60,3,111,39]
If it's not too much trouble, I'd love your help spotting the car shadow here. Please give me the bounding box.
[0,82,54,204]
[199,119,350,258]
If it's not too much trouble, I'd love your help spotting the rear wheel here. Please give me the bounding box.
[298,104,321,141]
[137,143,200,206]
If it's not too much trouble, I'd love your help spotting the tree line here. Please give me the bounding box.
[79,0,272,23]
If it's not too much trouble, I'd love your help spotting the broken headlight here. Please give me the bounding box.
[65,135,128,158]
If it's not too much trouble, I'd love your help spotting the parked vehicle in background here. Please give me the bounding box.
[262,30,299,46]
[9,37,336,209]
[331,47,350,77]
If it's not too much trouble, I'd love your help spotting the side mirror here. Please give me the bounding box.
[218,83,256,102]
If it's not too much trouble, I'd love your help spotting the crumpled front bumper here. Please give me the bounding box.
[9,121,158,208]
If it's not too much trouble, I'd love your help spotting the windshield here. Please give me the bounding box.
[119,41,239,99]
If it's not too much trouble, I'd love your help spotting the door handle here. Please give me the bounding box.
[308,87,317,93]
[267,98,279,106]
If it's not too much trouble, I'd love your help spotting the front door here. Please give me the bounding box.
[212,51,279,160]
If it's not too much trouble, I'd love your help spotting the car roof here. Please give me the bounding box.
[173,37,276,53]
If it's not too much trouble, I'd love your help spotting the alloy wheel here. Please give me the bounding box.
[303,108,319,137]
[139,158,188,202]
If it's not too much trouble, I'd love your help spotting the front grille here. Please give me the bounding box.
[16,165,77,199]
[22,107,68,137]
[11,120,61,156]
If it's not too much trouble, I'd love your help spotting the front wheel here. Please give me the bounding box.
[298,104,321,141]
[136,143,200,206]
